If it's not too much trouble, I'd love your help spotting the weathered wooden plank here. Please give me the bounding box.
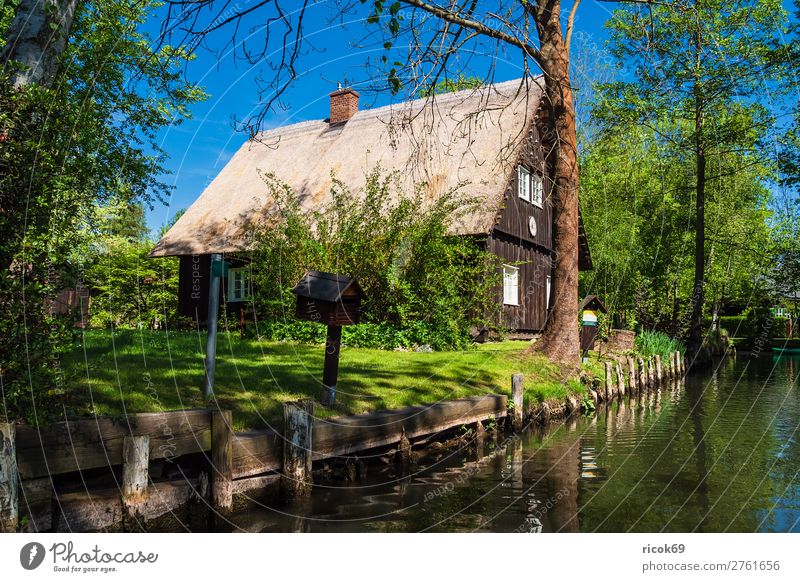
[231,396,508,480]
[231,473,280,496]
[313,395,507,460]
[211,410,233,512]
[0,422,18,532]
[54,480,197,532]
[231,430,282,479]
[16,409,212,480]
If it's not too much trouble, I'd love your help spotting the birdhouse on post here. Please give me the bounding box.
[291,271,365,406]
[580,295,607,363]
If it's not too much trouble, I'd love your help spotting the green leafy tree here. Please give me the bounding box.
[580,120,774,339]
[596,0,788,357]
[0,0,204,422]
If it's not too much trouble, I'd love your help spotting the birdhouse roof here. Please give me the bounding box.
[291,270,363,302]
[580,295,607,313]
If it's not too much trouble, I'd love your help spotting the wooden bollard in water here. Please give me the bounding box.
[0,422,17,533]
[604,362,615,399]
[512,374,524,431]
[211,410,233,511]
[122,435,150,507]
[282,400,314,502]
[627,356,637,394]
[655,354,663,384]
[615,363,626,396]
[648,357,656,387]
[637,357,647,389]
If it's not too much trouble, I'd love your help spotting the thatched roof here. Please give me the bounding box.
[150,77,544,257]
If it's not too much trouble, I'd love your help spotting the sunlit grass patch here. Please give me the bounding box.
[65,330,583,429]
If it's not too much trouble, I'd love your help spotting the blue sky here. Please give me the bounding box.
[144,1,621,234]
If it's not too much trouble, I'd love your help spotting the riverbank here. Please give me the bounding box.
[3,332,686,532]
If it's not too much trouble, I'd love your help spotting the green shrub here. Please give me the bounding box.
[249,168,501,350]
[635,329,685,359]
[719,312,789,339]
[251,315,475,351]
[84,239,180,330]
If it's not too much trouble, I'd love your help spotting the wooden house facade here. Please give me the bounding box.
[151,78,592,336]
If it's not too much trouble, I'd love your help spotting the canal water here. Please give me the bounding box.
[218,353,800,533]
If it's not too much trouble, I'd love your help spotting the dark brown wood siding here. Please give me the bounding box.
[489,232,553,332]
[178,253,252,324]
[178,254,210,322]
[494,124,553,251]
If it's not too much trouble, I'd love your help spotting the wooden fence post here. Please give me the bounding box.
[668,352,675,379]
[122,435,150,508]
[655,354,663,385]
[282,400,314,502]
[638,357,647,389]
[473,419,486,458]
[211,410,233,512]
[627,356,637,394]
[322,324,342,406]
[0,423,17,533]
[604,362,615,400]
[648,357,656,387]
[512,374,524,431]
[615,363,626,396]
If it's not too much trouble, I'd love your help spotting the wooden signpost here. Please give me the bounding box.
[580,295,607,363]
[291,271,365,406]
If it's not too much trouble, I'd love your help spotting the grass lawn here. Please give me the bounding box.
[64,330,583,430]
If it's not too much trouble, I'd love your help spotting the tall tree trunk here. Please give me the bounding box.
[1,0,80,89]
[687,14,706,362]
[528,0,580,364]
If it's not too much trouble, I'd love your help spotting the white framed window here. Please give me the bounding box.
[531,173,543,208]
[503,265,519,306]
[517,165,531,202]
[227,267,251,302]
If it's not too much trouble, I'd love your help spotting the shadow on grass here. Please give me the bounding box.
[65,329,573,429]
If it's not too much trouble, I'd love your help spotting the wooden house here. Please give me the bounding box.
[150,78,592,337]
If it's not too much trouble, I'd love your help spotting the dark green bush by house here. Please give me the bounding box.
[249,169,501,350]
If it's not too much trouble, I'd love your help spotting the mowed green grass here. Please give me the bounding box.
[65,330,581,430]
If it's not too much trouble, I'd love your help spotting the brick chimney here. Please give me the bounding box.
[329,87,359,124]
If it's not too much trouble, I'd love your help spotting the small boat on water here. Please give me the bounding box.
[772,346,800,354]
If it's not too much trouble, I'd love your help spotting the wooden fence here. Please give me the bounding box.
[0,395,507,532]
